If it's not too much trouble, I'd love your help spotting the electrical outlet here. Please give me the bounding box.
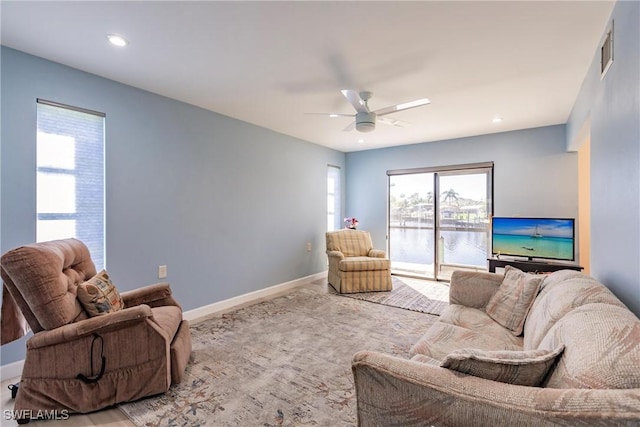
[158,265,167,279]
[306,242,312,252]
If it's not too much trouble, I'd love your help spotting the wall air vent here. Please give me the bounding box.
[600,21,614,79]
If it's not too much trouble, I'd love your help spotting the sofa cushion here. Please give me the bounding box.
[538,269,583,292]
[77,269,125,317]
[523,271,628,350]
[439,304,523,348]
[339,257,390,271]
[540,303,640,389]
[448,270,504,310]
[485,266,543,336]
[440,345,564,386]
[410,321,522,361]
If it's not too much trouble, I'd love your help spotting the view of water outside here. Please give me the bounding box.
[389,171,491,279]
[390,227,488,266]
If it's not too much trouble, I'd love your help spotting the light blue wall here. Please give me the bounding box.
[345,125,578,259]
[567,1,640,316]
[0,47,345,364]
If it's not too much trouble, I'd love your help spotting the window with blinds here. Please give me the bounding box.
[36,100,106,269]
[327,165,341,231]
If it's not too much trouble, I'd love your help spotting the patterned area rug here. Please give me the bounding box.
[331,276,450,316]
[118,288,438,426]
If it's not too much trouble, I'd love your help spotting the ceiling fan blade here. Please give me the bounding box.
[374,97,431,117]
[304,112,354,118]
[378,116,411,128]
[341,89,369,114]
[342,121,356,132]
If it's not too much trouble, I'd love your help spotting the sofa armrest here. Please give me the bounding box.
[121,282,180,309]
[449,270,503,309]
[326,250,344,259]
[27,305,153,349]
[352,350,640,426]
[368,249,387,259]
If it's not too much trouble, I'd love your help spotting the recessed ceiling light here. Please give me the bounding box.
[107,34,128,47]
[358,139,365,143]
[492,116,503,123]
[329,114,339,118]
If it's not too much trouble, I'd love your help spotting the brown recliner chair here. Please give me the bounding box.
[0,238,192,422]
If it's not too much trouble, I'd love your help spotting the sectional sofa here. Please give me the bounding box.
[353,267,640,425]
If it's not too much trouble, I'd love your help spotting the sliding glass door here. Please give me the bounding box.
[389,173,435,277]
[388,163,493,281]
[436,170,492,280]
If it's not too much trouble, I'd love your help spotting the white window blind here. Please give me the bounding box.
[327,165,341,231]
[36,100,106,269]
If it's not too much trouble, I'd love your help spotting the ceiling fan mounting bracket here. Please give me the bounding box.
[359,91,373,104]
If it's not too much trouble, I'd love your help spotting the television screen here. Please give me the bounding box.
[491,217,575,261]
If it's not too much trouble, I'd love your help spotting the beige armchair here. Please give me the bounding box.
[0,238,192,422]
[325,229,392,293]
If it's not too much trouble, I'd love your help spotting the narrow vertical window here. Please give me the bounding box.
[36,100,106,268]
[327,165,341,231]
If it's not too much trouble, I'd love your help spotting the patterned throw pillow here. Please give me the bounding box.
[485,266,543,336]
[77,269,125,317]
[441,346,564,386]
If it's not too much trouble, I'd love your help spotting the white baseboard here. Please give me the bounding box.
[183,271,326,323]
[0,271,327,381]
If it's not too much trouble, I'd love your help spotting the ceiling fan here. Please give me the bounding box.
[310,90,431,132]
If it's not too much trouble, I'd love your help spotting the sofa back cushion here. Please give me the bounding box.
[539,303,640,389]
[523,271,627,350]
[326,229,373,257]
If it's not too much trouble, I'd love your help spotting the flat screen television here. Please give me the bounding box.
[491,217,575,261]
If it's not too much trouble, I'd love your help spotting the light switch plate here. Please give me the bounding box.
[158,265,167,279]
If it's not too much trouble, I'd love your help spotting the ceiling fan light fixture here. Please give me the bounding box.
[356,122,375,132]
[356,112,376,132]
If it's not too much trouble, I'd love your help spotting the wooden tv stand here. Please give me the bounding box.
[487,257,583,274]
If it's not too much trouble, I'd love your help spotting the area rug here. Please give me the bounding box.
[330,276,449,316]
[118,288,437,426]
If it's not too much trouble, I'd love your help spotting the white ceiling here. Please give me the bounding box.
[1,1,614,152]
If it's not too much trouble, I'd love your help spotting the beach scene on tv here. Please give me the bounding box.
[492,218,575,261]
